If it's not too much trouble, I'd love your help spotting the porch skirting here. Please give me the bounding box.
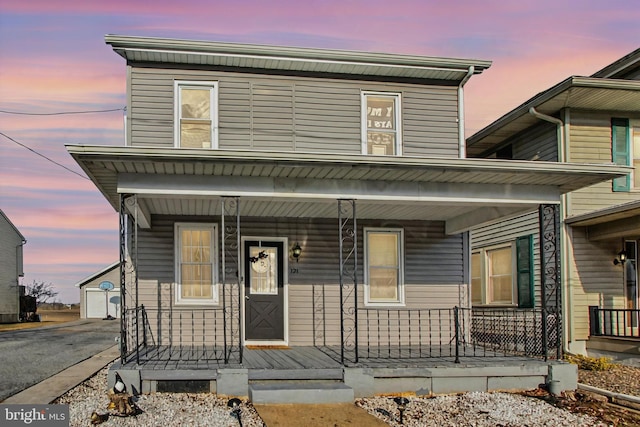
[108,345,577,402]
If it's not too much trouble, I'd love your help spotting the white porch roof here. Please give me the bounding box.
[67,145,630,234]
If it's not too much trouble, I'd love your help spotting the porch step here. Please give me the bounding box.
[248,368,343,381]
[249,381,354,404]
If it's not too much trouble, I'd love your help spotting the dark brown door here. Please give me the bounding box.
[244,240,284,341]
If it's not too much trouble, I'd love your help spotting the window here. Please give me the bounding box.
[175,223,218,304]
[488,246,513,304]
[364,228,404,306]
[175,81,218,149]
[471,235,533,307]
[362,92,401,156]
[612,118,630,192]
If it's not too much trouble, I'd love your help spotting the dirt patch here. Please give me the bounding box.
[579,365,640,397]
[521,388,640,427]
[0,308,80,332]
[254,403,389,426]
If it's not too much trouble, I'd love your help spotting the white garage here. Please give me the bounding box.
[85,288,121,318]
[75,262,121,319]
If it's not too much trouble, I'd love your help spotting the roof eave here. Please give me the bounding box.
[104,34,491,78]
[467,76,640,153]
[74,261,120,288]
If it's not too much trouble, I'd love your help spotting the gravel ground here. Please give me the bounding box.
[356,393,606,427]
[54,363,264,427]
[55,361,639,427]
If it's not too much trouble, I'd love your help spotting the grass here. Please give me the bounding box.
[0,308,80,332]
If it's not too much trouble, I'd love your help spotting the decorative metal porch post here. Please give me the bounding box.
[338,199,358,365]
[221,197,242,364]
[119,194,139,363]
[539,204,562,360]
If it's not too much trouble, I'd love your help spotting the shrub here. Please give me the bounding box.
[565,353,614,371]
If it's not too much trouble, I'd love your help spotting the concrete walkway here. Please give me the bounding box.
[2,345,119,404]
[254,403,389,426]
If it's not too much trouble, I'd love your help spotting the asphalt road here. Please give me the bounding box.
[0,319,120,401]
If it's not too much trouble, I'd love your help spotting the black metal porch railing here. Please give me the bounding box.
[122,303,560,366]
[359,308,457,359]
[459,307,550,358]
[589,306,640,338]
[121,305,235,365]
[356,307,554,362]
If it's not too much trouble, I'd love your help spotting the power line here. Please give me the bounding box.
[0,131,90,180]
[0,107,125,116]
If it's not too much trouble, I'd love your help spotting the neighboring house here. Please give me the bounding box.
[75,262,121,319]
[0,209,26,323]
[467,48,640,355]
[67,35,627,398]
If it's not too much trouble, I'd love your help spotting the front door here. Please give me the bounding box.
[244,240,285,341]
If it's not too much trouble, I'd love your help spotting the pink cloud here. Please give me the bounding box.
[464,46,634,135]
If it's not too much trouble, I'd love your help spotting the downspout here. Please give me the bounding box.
[458,66,474,158]
[528,107,564,162]
[529,107,572,354]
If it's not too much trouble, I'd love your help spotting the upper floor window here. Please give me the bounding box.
[175,223,218,305]
[364,228,404,306]
[175,81,218,149]
[612,118,630,192]
[471,235,533,307]
[362,92,402,156]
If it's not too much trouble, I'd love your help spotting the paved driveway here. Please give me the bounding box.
[0,319,120,401]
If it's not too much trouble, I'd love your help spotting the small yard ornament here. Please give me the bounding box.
[393,396,410,424]
[107,372,138,417]
[227,398,243,426]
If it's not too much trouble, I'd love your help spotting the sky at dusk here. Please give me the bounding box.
[0,0,638,303]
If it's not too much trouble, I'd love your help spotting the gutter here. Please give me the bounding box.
[458,66,474,158]
[528,107,565,162]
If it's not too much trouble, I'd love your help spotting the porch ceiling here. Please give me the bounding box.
[67,145,629,233]
[565,200,640,241]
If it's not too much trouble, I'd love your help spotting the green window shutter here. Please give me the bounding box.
[612,118,630,192]
[516,235,534,308]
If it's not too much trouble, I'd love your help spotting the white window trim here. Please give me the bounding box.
[174,222,219,306]
[174,80,219,149]
[361,91,402,156]
[472,243,517,306]
[364,227,405,307]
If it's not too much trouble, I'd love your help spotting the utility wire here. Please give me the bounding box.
[0,131,90,180]
[0,107,124,116]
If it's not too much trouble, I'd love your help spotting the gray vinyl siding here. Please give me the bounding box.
[511,122,557,161]
[569,227,626,341]
[128,66,460,157]
[0,215,23,323]
[134,216,464,345]
[470,210,541,308]
[567,110,640,217]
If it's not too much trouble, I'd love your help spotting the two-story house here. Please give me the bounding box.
[0,209,26,323]
[67,35,628,399]
[467,48,640,356]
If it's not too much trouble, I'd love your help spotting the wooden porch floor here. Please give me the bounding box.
[123,344,547,371]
